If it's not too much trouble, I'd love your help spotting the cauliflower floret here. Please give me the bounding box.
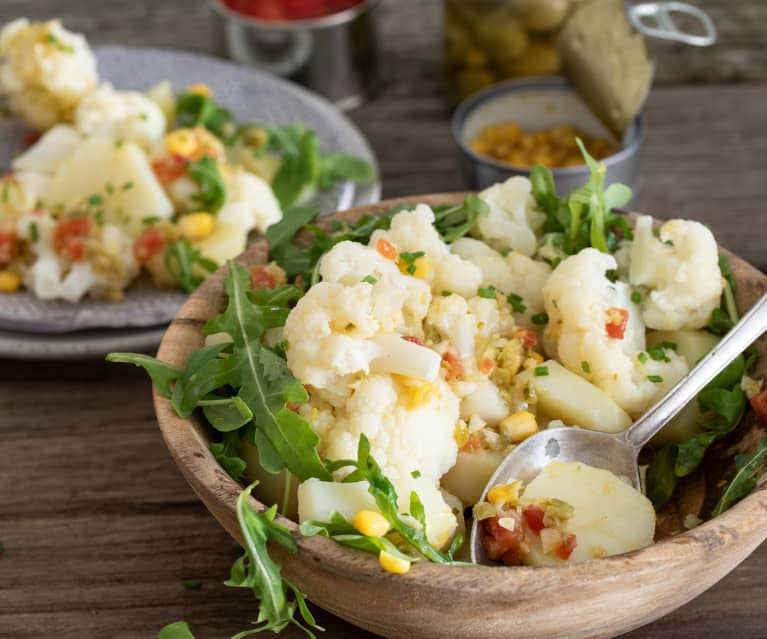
[217,171,282,233]
[74,84,166,149]
[284,241,432,405]
[629,215,723,331]
[369,204,482,298]
[24,252,94,302]
[0,19,98,130]
[425,293,477,361]
[87,224,140,300]
[474,176,546,256]
[544,248,688,417]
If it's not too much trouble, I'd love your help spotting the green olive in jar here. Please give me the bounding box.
[444,22,475,66]
[475,15,529,64]
[456,68,496,99]
[518,0,571,32]
[499,39,561,77]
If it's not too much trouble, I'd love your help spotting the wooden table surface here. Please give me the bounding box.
[1,2,766,638]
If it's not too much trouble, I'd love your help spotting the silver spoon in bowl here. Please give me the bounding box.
[470,292,767,565]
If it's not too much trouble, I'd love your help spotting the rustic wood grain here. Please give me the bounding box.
[0,1,766,638]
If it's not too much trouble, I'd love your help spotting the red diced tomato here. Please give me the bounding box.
[462,434,482,452]
[750,390,767,423]
[482,515,524,566]
[250,265,278,290]
[53,218,92,262]
[0,229,18,265]
[517,328,537,350]
[605,307,629,339]
[375,238,397,261]
[152,155,187,184]
[133,228,166,264]
[441,351,464,381]
[522,504,546,535]
[479,357,495,374]
[286,402,301,412]
[402,335,424,346]
[556,533,577,560]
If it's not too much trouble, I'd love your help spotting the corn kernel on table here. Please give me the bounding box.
[1,1,766,638]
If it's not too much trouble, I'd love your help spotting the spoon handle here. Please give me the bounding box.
[626,292,767,450]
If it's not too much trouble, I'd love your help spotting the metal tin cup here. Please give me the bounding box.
[209,0,382,110]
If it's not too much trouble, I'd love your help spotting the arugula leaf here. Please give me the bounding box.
[226,482,321,639]
[645,445,678,510]
[712,437,767,516]
[164,239,218,292]
[317,153,376,190]
[187,156,227,212]
[266,206,320,254]
[269,126,320,209]
[158,621,196,639]
[211,432,248,480]
[432,195,490,243]
[202,395,254,432]
[105,353,180,397]
[175,92,237,143]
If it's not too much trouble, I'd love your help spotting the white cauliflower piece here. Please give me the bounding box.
[24,252,94,302]
[88,224,140,299]
[74,84,166,149]
[0,19,98,130]
[217,171,282,233]
[284,241,432,405]
[475,176,546,256]
[426,293,477,361]
[544,248,688,417]
[629,215,723,331]
[369,204,482,298]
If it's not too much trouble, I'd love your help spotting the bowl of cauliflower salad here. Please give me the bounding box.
[114,143,767,639]
[0,18,375,327]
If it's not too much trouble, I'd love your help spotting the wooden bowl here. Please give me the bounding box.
[154,194,767,639]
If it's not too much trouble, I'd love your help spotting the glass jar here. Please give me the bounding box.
[444,0,576,102]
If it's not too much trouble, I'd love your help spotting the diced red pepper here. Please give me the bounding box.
[53,218,92,262]
[479,357,495,375]
[375,238,397,261]
[482,515,525,566]
[442,351,464,381]
[522,504,546,535]
[151,155,187,184]
[462,433,482,452]
[556,533,578,560]
[516,328,537,350]
[133,228,167,264]
[250,265,278,290]
[605,307,629,339]
[0,229,18,266]
[402,335,424,346]
[750,390,767,423]
[286,402,301,412]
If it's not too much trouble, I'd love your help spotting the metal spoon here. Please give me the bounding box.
[470,292,767,564]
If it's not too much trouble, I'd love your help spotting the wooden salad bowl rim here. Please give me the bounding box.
[154,193,767,639]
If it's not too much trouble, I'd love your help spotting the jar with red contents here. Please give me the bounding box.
[210,0,382,109]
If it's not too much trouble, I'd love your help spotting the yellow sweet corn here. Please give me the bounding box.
[500,410,538,443]
[487,480,523,506]
[178,212,215,240]
[0,270,21,292]
[165,128,197,157]
[353,510,390,537]
[185,83,212,97]
[405,380,433,410]
[379,550,411,575]
[398,255,431,279]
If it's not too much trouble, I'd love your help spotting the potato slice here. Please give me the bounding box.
[522,460,656,566]
[12,124,82,174]
[441,449,503,505]
[46,137,173,236]
[529,360,632,433]
[193,220,248,265]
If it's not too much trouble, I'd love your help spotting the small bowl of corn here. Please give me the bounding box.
[452,75,644,196]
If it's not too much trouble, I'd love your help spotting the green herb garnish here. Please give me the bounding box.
[711,437,767,517]
[631,291,641,304]
[581,361,590,373]
[399,251,425,275]
[647,375,663,383]
[534,366,550,377]
[28,222,38,242]
[187,156,226,212]
[531,312,549,325]
[362,275,377,285]
[163,239,218,292]
[478,285,496,299]
[507,292,526,313]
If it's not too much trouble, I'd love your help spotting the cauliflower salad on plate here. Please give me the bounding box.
[112,141,761,636]
[0,18,374,303]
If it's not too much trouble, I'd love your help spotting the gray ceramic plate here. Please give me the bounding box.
[0,45,380,357]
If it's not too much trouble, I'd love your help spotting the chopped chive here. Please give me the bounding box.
[87,194,103,206]
[531,312,549,325]
[647,375,663,383]
[478,286,496,299]
[507,292,526,313]
[534,366,549,377]
[105,183,114,194]
[581,361,590,373]
[114,139,124,149]
[637,352,648,364]
[121,181,135,191]
[500,248,511,257]
[93,210,104,226]
[1,179,10,202]
[139,112,148,121]
[28,221,38,242]
[441,290,453,297]
[362,275,377,285]
[142,216,160,225]
[410,470,421,479]
[399,250,425,276]
[631,291,641,304]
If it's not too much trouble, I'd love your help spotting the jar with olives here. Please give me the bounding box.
[444,0,575,102]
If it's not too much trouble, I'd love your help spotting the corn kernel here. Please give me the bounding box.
[185,83,212,97]
[178,212,215,240]
[379,550,411,575]
[165,128,197,157]
[0,270,21,292]
[500,410,538,443]
[405,381,433,410]
[411,255,431,279]
[353,510,390,537]
[487,480,523,506]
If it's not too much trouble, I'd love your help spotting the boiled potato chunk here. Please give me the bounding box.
[441,449,503,505]
[241,439,299,520]
[193,220,248,265]
[530,360,632,433]
[12,124,82,174]
[522,460,656,566]
[46,137,173,236]
[647,329,719,368]
[298,479,378,524]
[145,80,176,125]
